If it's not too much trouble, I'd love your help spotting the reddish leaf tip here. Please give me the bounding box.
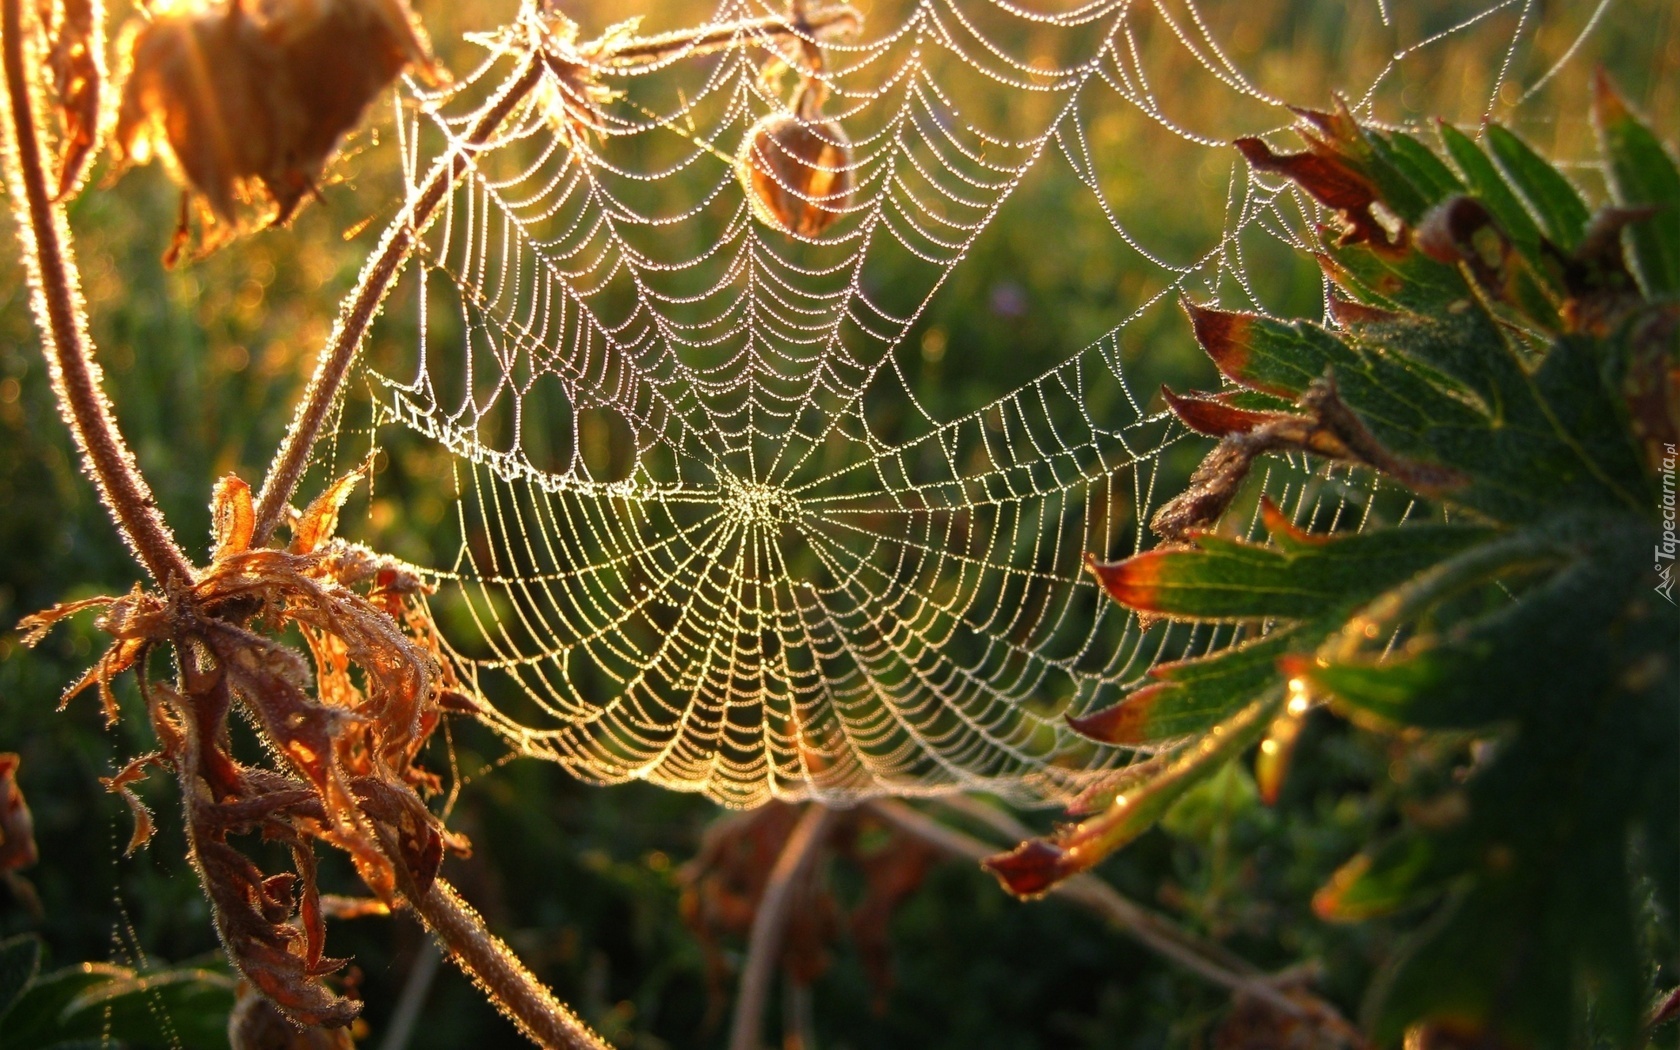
[1592,66,1630,128]
[981,838,1074,899]
[1065,685,1167,745]
[1326,292,1399,328]
[1182,301,1270,392]
[1259,497,1329,547]
[1163,386,1297,437]
[1086,553,1168,613]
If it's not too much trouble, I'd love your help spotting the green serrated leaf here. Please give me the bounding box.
[1160,759,1260,841]
[0,965,113,1048]
[1,963,234,1050]
[1374,130,1465,212]
[1093,524,1494,623]
[60,967,235,1049]
[1189,306,1362,397]
[1530,334,1653,510]
[1077,630,1297,744]
[985,691,1285,896]
[1350,127,1434,223]
[1348,309,1531,418]
[1074,692,1285,858]
[1486,124,1592,251]
[1315,833,1456,923]
[1438,122,1548,258]
[1322,231,1473,316]
[1595,76,1680,296]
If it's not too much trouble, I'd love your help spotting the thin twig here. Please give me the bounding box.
[251,54,545,546]
[377,938,441,1050]
[727,804,836,1050]
[1,0,194,587]
[597,5,861,69]
[416,877,613,1050]
[869,798,1362,1036]
[933,794,1261,978]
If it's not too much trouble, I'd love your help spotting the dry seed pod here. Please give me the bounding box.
[113,0,438,257]
[737,80,852,237]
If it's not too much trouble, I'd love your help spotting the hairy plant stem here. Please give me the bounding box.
[0,0,193,588]
[3,12,610,1045]
[727,804,837,1050]
[418,878,612,1050]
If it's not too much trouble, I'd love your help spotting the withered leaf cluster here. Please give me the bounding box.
[111,0,438,258]
[20,470,471,1030]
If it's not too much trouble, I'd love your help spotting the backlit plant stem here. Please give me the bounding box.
[4,12,610,1046]
[598,5,861,69]
[727,804,837,1050]
[419,878,612,1050]
[1,0,193,588]
[870,799,1365,1041]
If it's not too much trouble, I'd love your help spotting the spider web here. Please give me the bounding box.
[328,0,1625,808]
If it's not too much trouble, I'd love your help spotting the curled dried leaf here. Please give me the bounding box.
[113,0,439,259]
[100,751,161,855]
[1151,374,1464,541]
[229,984,358,1049]
[213,474,256,560]
[289,461,367,555]
[23,469,477,1030]
[738,79,853,237]
[1236,100,1402,252]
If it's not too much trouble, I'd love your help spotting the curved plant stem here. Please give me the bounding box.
[1,0,193,588]
[251,54,545,546]
[727,804,836,1050]
[417,877,613,1050]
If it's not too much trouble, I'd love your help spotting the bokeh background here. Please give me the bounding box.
[1,0,1676,1046]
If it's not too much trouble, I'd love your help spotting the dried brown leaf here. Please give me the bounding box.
[0,753,39,874]
[1235,102,1400,252]
[229,985,358,1049]
[214,473,257,559]
[289,463,365,555]
[25,471,475,1031]
[113,0,439,256]
[39,0,105,199]
[1152,376,1464,540]
[100,751,161,855]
